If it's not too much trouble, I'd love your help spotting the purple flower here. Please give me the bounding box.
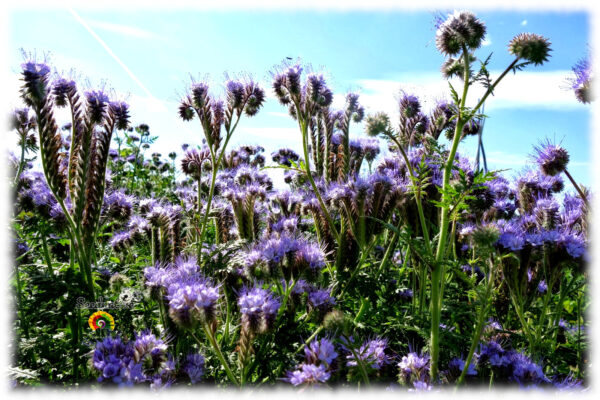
[132,330,167,366]
[167,276,220,328]
[448,357,477,377]
[286,363,331,386]
[347,337,389,370]
[307,288,336,313]
[410,380,432,391]
[304,338,338,366]
[532,140,570,176]
[537,280,548,294]
[569,57,592,104]
[238,286,280,333]
[85,90,110,123]
[182,353,205,384]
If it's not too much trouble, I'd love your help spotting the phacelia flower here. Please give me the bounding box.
[238,286,281,334]
[304,338,338,366]
[167,277,220,328]
[182,353,205,384]
[347,337,389,370]
[286,363,331,386]
[532,140,569,176]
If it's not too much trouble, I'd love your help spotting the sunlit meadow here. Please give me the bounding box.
[7,9,592,391]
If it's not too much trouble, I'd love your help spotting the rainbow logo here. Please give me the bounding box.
[88,311,115,331]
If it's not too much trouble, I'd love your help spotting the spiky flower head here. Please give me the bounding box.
[20,61,51,106]
[398,93,421,118]
[569,58,593,104]
[166,276,220,329]
[10,107,36,133]
[181,148,210,179]
[435,11,487,56]
[365,112,391,137]
[347,337,390,371]
[109,101,130,130]
[85,90,110,124]
[191,82,210,109]
[52,78,76,107]
[532,140,569,176]
[508,33,552,66]
[132,330,168,372]
[238,286,281,334]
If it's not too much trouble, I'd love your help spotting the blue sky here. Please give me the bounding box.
[6,8,592,186]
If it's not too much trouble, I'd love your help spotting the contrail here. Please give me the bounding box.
[67,8,167,111]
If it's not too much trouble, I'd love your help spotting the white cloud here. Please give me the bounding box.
[88,20,158,39]
[482,37,492,47]
[355,69,585,118]
[521,19,528,26]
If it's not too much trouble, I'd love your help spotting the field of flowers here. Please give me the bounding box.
[8,11,591,391]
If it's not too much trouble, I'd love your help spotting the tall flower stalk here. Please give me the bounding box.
[20,62,130,300]
[428,11,551,380]
[179,78,265,260]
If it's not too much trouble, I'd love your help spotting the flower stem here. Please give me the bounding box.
[195,326,240,387]
[564,168,589,207]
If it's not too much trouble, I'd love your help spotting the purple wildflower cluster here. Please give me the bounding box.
[398,351,431,390]
[92,333,171,387]
[286,338,338,386]
[345,337,390,371]
[237,285,280,334]
[144,257,220,328]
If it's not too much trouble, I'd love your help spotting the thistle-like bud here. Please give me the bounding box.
[191,82,210,109]
[179,97,195,121]
[436,11,487,56]
[109,101,130,130]
[399,93,421,118]
[10,108,36,133]
[85,90,109,124]
[225,80,245,110]
[286,65,302,96]
[508,33,552,66]
[53,78,76,107]
[365,112,391,137]
[531,140,569,176]
[20,62,51,106]
[322,309,351,336]
[244,84,266,116]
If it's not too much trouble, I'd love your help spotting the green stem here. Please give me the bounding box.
[343,335,370,386]
[299,118,340,242]
[293,326,324,356]
[377,226,400,275]
[456,257,496,386]
[13,131,27,186]
[195,326,240,387]
[39,230,53,276]
[430,44,471,381]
